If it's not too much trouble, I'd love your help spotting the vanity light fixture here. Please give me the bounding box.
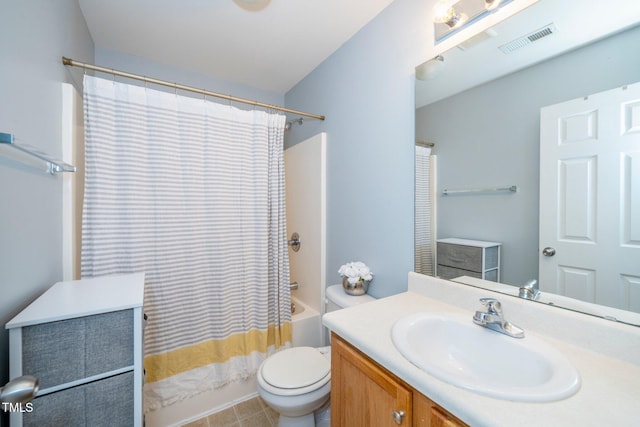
[484,0,503,11]
[233,0,271,12]
[433,0,468,29]
[433,0,513,42]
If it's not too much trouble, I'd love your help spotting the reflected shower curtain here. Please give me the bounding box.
[415,145,435,276]
[81,76,291,411]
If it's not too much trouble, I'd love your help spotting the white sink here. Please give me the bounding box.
[391,312,581,402]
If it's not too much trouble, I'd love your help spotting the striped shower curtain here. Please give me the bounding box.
[415,145,435,276]
[81,75,292,411]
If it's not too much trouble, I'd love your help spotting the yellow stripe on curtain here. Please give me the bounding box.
[144,322,292,383]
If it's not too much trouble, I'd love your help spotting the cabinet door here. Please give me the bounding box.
[413,392,467,427]
[331,334,412,427]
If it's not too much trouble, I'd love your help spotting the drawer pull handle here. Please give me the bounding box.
[392,410,405,424]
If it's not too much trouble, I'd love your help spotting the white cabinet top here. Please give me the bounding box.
[437,238,501,247]
[6,273,145,329]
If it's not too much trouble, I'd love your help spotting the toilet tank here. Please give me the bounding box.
[325,284,376,313]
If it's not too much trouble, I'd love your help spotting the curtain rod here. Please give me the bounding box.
[61,56,325,121]
[416,140,435,147]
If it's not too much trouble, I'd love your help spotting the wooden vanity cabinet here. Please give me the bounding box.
[413,392,466,427]
[331,333,412,426]
[331,333,467,427]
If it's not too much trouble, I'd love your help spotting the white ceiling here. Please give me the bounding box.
[78,0,396,94]
[77,0,640,102]
[416,0,640,107]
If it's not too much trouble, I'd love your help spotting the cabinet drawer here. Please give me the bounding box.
[24,371,133,427]
[437,265,499,282]
[436,264,482,280]
[22,310,133,390]
[437,243,499,271]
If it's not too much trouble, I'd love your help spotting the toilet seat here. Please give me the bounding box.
[258,347,331,396]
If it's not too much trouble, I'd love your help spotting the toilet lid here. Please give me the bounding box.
[261,347,330,389]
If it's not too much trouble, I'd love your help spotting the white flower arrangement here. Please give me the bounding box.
[338,261,373,285]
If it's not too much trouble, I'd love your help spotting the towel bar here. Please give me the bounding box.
[442,185,517,196]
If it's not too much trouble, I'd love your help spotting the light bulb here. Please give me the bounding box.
[485,0,503,11]
[433,0,458,23]
[432,1,467,28]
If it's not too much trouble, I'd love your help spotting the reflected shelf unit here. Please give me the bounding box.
[436,238,501,282]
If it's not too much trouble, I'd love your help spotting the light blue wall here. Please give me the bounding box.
[285,0,431,298]
[416,25,640,287]
[96,47,284,107]
[0,0,94,406]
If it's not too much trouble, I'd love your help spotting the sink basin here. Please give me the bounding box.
[391,312,580,402]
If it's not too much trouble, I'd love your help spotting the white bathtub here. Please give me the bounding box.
[147,297,322,426]
[291,296,323,348]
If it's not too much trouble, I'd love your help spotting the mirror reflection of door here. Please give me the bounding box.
[539,82,640,311]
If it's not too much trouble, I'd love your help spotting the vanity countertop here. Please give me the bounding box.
[322,273,640,427]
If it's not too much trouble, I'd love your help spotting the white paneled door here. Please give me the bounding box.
[539,82,640,312]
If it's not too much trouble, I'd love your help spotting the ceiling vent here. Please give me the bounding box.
[499,23,558,54]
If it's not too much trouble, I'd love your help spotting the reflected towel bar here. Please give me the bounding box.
[442,185,517,196]
[0,132,76,174]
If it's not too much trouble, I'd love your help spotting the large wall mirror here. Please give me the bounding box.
[415,0,640,325]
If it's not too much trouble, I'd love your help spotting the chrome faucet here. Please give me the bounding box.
[473,298,524,338]
[519,279,541,301]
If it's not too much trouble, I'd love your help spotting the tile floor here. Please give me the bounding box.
[182,396,279,427]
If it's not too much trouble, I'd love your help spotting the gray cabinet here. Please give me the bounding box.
[6,273,145,427]
[436,238,501,282]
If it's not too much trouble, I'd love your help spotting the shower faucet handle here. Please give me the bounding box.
[288,232,301,252]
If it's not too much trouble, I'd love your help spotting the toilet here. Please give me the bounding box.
[257,284,376,427]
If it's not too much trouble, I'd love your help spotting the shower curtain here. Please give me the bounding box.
[415,145,435,276]
[81,75,292,410]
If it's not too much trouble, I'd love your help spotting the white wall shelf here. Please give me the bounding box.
[0,132,76,174]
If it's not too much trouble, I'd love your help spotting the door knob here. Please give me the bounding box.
[392,410,405,424]
[542,247,556,257]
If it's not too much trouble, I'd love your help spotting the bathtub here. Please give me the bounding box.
[291,296,323,348]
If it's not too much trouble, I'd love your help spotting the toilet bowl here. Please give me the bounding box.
[257,346,331,427]
[258,285,376,427]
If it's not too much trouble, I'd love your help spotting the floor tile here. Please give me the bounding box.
[207,406,239,426]
[238,411,273,427]
[182,417,209,427]
[233,398,263,420]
